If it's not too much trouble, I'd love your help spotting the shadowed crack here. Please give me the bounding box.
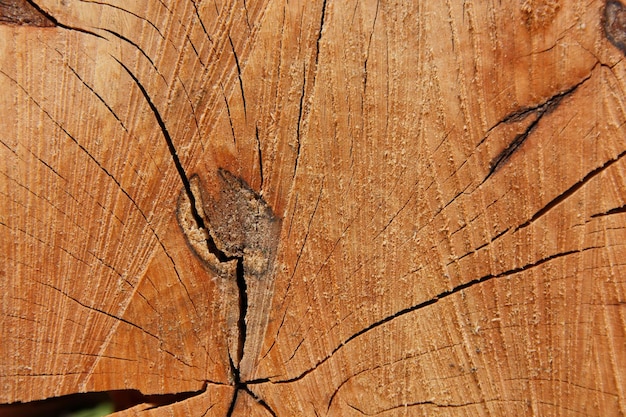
[275,246,598,384]
[7,3,274,411]
[0,386,222,415]
[113,58,256,412]
[229,35,247,117]
[25,0,105,38]
[482,64,598,182]
[591,204,626,218]
[516,147,626,231]
[113,44,280,412]
[114,57,203,317]
[293,63,306,179]
[176,171,280,413]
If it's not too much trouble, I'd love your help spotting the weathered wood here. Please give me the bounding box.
[1,0,625,415]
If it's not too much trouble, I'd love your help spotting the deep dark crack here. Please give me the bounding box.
[175,169,279,410]
[516,147,626,231]
[276,246,597,384]
[235,255,248,365]
[229,35,247,117]
[485,82,585,181]
[482,64,598,182]
[0,389,211,416]
[25,0,105,38]
[114,59,252,402]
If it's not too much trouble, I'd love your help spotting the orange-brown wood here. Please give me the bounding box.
[1,0,625,415]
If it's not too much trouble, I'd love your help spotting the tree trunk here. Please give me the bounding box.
[1,0,625,415]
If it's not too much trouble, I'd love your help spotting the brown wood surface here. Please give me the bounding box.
[1,0,625,415]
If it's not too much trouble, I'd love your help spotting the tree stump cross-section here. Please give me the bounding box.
[0,0,625,416]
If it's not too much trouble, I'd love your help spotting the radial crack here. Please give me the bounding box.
[229,35,246,117]
[276,247,596,383]
[482,65,597,182]
[516,148,626,231]
[177,170,280,406]
[486,85,580,180]
[113,57,199,223]
[26,0,105,38]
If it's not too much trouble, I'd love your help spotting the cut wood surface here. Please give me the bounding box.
[0,0,625,415]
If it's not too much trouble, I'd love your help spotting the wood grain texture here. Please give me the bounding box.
[0,0,624,415]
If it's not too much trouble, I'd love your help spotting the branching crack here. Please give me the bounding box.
[486,89,579,180]
[115,57,255,407]
[483,64,597,182]
[275,247,596,383]
[225,382,278,417]
[177,167,281,409]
